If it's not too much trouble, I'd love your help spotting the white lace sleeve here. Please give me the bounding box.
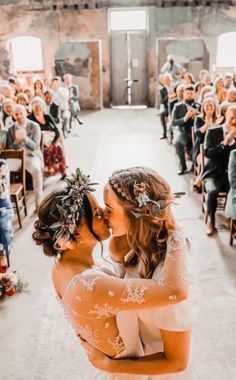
[66,229,188,319]
[155,228,189,301]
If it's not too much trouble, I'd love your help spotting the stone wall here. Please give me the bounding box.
[0,3,236,107]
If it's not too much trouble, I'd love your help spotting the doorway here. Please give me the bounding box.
[109,9,148,108]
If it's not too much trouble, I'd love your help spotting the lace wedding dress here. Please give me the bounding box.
[58,229,197,380]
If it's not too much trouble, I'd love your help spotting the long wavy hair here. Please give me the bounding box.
[109,167,176,279]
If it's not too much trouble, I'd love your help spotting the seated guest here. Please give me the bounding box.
[201,106,236,236]
[214,76,227,104]
[183,72,195,85]
[226,88,236,104]
[199,69,209,82]
[168,84,184,142]
[44,89,60,125]
[195,81,206,103]
[0,82,14,99]
[16,93,30,114]
[24,87,34,105]
[202,73,212,86]
[172,85,201,174]
[198,85,215,104]
[225,73,233,90]
[6,104,43,210]
[34,79,44,98]
[2,98,15,128]
[0,119,7,149]
[192,98,219,192]
[0,159,13,273]
[225,149,236,221]
[28,97,67,177]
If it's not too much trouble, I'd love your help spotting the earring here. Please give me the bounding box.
[94,209,102,219]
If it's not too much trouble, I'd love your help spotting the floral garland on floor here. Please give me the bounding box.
[0,272,27,299]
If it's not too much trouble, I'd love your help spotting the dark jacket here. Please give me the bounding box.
[201,125,236,180]
[192,115,205,164]
[159,86,168,109]
[172,101,201,135]
[49,102,60,125]
[28,113,60,143]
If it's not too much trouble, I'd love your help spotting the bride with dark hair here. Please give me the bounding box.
[32,168,193,379]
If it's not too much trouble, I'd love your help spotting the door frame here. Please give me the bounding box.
[108,7,149,107]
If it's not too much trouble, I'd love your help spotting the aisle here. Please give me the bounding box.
[0,109,235,380]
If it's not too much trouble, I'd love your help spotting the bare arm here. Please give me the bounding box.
[83,330,191,376]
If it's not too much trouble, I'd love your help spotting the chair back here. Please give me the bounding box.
[0,149,26,188]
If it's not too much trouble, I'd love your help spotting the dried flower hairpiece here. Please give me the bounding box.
[109,177,186,219]
[131,181,166,218]
[50,168,98,251]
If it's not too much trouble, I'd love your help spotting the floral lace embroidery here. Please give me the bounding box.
[108,290,115,297]
[89,303,119,319]
[74,322,99,346]
[166,229,185,258]
[66,273,98,294]
[155,277,165,287]
[178,263,188,281]
[121,282,147,304]
[108,335,125,356]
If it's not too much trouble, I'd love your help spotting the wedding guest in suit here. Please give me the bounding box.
[44,89,60,125]
[201,106,236,236]
[172,85,200,174]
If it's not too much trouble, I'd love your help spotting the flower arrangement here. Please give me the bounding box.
[0,271,26,299]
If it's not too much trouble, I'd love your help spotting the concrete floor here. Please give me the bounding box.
[0,109,236,380]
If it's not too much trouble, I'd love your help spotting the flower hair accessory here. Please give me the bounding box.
[109,177,186,219]
[50,168,98,251]
[132,181,166,219]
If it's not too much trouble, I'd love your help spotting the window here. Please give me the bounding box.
[7,36,44,72]
[110,9,147,31]
[216,32,236,67]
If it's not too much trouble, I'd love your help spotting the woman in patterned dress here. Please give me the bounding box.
[32,168,190,379]
[0,159,13,273]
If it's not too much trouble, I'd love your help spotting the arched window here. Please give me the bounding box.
[6,36,43,72]
[216,32,236,67]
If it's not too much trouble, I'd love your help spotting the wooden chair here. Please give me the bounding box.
[229,218,235,246]
[0,149,27,229]
[201,146,227,224]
